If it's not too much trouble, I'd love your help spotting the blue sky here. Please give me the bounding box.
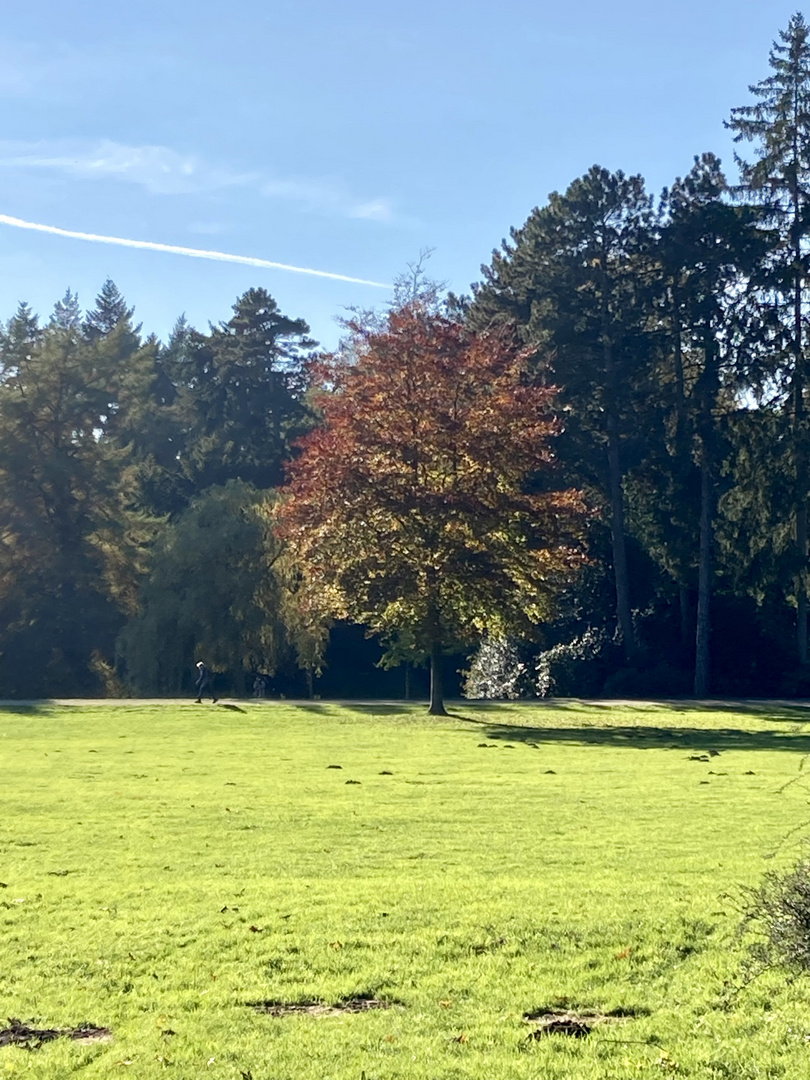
[0,0,801,348]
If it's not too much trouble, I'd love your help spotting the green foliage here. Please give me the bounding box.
[118,481,312,695]
[172,288,315,493]
[0,309,156,696]
[741,855,810,976]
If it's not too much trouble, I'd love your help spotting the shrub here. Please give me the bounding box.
[741,858,810,974]
[536,627,622,698]
[462,636,535,699]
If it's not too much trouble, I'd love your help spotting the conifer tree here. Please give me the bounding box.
[175,288,315,492]
[654,155,763,695]
[728,12,810,663]
[470,167,654,657]
[83,278,136,340]
[51,288,81,330]
[0,316,152,694]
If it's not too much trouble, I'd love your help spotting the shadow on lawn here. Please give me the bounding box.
[470,720,810,753]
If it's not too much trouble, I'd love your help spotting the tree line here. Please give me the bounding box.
[1,13,809,701]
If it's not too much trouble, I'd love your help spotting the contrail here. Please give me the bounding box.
[0,213,391,289]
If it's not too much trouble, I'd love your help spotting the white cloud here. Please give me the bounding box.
[0,139,253,195]
[351,198,395,222]
[260,176,397,222]
[0,137,398,223]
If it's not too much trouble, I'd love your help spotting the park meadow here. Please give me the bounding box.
[3,698,810,1078]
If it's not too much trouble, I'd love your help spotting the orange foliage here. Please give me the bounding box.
[276,302,588,661]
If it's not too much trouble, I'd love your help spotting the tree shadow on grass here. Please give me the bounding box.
[338,703,423,716]
[469,721,810,753]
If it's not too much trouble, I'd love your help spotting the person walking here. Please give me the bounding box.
[194,661,218,703]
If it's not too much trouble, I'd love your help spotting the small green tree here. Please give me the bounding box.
[118,482,320,694]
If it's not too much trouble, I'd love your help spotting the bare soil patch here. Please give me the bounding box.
[524,1007,637,1039]
[0,1020,112,1049]
[251,997,397,1017]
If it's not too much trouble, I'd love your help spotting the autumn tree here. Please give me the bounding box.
[276,301,587,715]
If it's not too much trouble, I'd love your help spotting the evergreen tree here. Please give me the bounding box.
[51,288,81,330]
[727,12,810,662]
[175,288,315,492]
[652,154,763,694]
[83,278,136,340]
[470,166,655,657]
[0,317,152,694]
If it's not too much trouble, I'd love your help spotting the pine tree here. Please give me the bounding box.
[51,288,81,330]
[727,12,810,663]
[83,278,136,340]
[654,154,763,695]
[471,166,655,657]
[176,288,315,492]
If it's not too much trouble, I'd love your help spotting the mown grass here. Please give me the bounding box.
[2,698,810,1078]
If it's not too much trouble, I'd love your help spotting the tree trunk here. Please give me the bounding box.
[671,286,694,662]
[798,501,808,664]
[694,337,719,699]
[428,639,447,716]
[794,265,808,664]
[600,265,635,658]
[607,419,635,656]
[679,584,690,654]
[693,450,714,698]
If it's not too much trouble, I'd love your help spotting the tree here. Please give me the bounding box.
[728,12,810,662]
[0,314,152,695]
[83,278,136,340]
[470,167,654,658]
[654,154,763,695]
[117,482,317,694]
[51,288,81,330]
[276,301,587,715]
[173,288,315,493]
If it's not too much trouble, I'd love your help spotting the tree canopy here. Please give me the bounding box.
[276,300,587,713]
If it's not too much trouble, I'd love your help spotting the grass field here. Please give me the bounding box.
[3,699,810,1078]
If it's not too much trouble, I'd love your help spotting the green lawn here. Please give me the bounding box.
[2,699,810,1078]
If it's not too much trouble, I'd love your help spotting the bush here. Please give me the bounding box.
[741,858,810,974]
[536,627,623,698]
[462,637,535,699]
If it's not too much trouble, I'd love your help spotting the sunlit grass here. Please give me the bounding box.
[2,699,810,1077]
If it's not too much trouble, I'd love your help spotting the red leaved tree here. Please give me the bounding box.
[275,301,587,714]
